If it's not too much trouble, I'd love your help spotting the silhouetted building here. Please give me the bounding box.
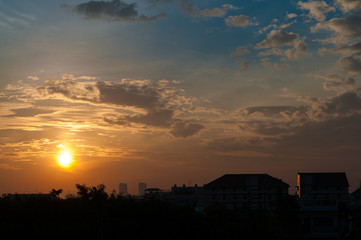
[119,183,128,196]
[351,185,361,208]
[297,172,350,239]
[144,188,162,197]
[203,174,289,210]
[167,184,204,210]
[138,182,147,195]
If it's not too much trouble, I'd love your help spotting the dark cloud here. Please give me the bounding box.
[38,79,203,138]
[72,0,167,22]
[209,106,361,161]
[4,108,55,117]
[96,81,162,109]
[322,91,361,114]
[255,30,299,49]
[255,30,309,60]
[304,91,361,120]
[37,80,98,102]
[312,13,361,42]
[143,0,198,16]
[169,121,204,138]
[96,81,203,137]
[331,42,361,55]
[320,74,356,91]
[337,55,361,74]
[239,121,293,136]
[270,112,361,158]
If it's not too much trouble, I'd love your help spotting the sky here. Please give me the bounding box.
[0,0,361,195]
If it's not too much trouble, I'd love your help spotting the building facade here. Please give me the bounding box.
[119,183,128,196]
[297,172,350,239]
[138,182,147,195]
[167,184,204,210]
[203,174,289,210]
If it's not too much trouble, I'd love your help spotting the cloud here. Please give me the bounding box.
[255,29,309,60]
[122,109,174,127]
[304,91,361,120]
[225,15,255,27]
[177,0,198,16]
[258,20,297,35]
[72,0,167,22]
[95,81,162,109]
[298,0,335,21]
[200,4,238,18]
[284,40,310,60]
[337,55,361,74]
[239,62,250,73]
[270,112,361,158]
[311,13,361,43]
[4,107,55,117]
[231,46,250,56]
[318,74,356,91]
[37,78,203,138]
[27,76,39,81]
[287,13,298,19]
[207,137,264,152]
[330,42,361,55]
[37,80,98,103]
[169,121,204,138]
[335,0,361,12]
[255,30,299,49]
[207,91,361,160]
[279,20,297,29]
[141,0,198,16]
[258,41,309,60]
[62,74,98,81]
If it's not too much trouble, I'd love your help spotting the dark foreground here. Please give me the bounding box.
[0,185,360,240]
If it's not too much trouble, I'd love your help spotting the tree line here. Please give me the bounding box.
[0,184,360,240]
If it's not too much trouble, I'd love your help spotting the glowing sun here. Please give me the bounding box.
[57,151,73,168]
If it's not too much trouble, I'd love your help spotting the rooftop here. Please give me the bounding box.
[204,174,289,188]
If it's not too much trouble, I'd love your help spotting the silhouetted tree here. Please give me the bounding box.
[75,184,92,200]
[75,184,108,202]
[49,188,63,200]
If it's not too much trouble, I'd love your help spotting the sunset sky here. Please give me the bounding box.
[1,0,361,195]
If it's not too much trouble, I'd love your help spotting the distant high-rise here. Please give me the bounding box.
[119,183,128,195]
[138,182,147,195]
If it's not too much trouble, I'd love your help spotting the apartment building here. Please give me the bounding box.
[297,172,350,239]
[203,174,289,210]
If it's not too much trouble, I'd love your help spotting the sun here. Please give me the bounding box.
[57,151,73,168]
